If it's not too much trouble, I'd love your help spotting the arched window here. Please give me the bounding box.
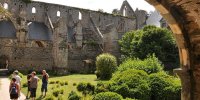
[3,3,8,9]
[32,7,36,13]
[57,11,61,17]
[123,6,127,16]
[78,11,82,20]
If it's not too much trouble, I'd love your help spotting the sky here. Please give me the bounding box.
[33,0,155,13]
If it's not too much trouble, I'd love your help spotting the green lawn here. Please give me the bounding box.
[21,74,97,100]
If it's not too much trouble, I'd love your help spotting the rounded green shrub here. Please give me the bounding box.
[68,91,81,100]
[44,95,56,100]
[73,83,77,86]
[77,82,87,92]
[64,81,68,85]
[60,81,65,86]
[56,80,60,84]
[52,88,64,97]
[111,70,150,100]
[49,81,56,84]
[95,82,111,93]
[22,83,28,87]
[77,82,95,95]
[118,54,163,74]
[96,53,117,80]
[149,72,181,100]
[94,92,123,100]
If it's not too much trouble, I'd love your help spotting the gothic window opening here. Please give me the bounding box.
[3,3,8,9]
[79,11,82,20]
[57,11,61,17]
[123,6,127,16]
[32,7,36,13]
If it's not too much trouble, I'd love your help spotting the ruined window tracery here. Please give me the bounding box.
[123,6,127,16]
[3,3,8,9]
[79,11,82,20]
[57,11,61,17]
[32,7,36,13]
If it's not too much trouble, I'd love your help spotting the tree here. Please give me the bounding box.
[119,25,179,69]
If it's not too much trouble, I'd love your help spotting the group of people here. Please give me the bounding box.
[9,70,49,100]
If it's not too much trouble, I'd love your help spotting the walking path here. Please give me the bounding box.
[0,77,26,100]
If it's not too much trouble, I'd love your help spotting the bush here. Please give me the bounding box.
[56,80,60,84]
[95,82,111,93]
[68,91,81,100]
[119,25,179,68]
[118,54,163,74]
[22,83,27,87]
[77,82,95,95]
[58,94,64,100]
[52,88,64,97]
[111,70,150,100]
[44,95,56,100]
[77,82,87,92]
[149,72,181,100]
[94,92,123,100]
[123,98,137,100]
[73,83,77,86]
[64,81,68,85]
[49,81,56,84]
[60,81,65,86]
[96,53,117,80]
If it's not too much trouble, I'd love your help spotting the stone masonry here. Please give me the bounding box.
[0,0,147,72]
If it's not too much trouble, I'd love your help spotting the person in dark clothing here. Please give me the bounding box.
[41,70,49,97]
[26,74,32,99]
[9,78,20,100]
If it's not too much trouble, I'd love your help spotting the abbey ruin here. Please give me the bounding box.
[0,0,147,72]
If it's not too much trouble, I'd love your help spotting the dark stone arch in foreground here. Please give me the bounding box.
[146,0,200,100]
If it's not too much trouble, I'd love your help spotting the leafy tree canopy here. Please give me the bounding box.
[119,25,179,68]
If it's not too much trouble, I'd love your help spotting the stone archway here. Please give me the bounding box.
[0,55,9,69]
[145,0,200,100]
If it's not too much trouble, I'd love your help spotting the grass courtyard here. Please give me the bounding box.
[20,74,97,100]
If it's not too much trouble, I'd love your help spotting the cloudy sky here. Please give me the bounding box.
[33,0,155,13]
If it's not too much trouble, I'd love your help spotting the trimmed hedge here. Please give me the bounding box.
[111,70,150,100]
[96,53,117,80]
[94,92,123,100]
[68,91,81,100]
[118,54,163,74]
[149,72,181,100]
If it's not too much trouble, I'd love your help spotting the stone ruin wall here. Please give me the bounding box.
[0,0,137,72]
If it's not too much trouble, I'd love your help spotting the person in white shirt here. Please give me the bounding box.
[12,70,21,88]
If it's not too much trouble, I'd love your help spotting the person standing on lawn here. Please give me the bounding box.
[30,71,39,100]
[41,70,49,97]
[12,70,21,87]
[26,74,32,99]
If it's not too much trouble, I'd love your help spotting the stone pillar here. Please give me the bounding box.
[193,65,200,100]
[53,18,68,68]
[174,68,191,100]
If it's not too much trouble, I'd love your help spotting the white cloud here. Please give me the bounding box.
[33,0,155,13]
